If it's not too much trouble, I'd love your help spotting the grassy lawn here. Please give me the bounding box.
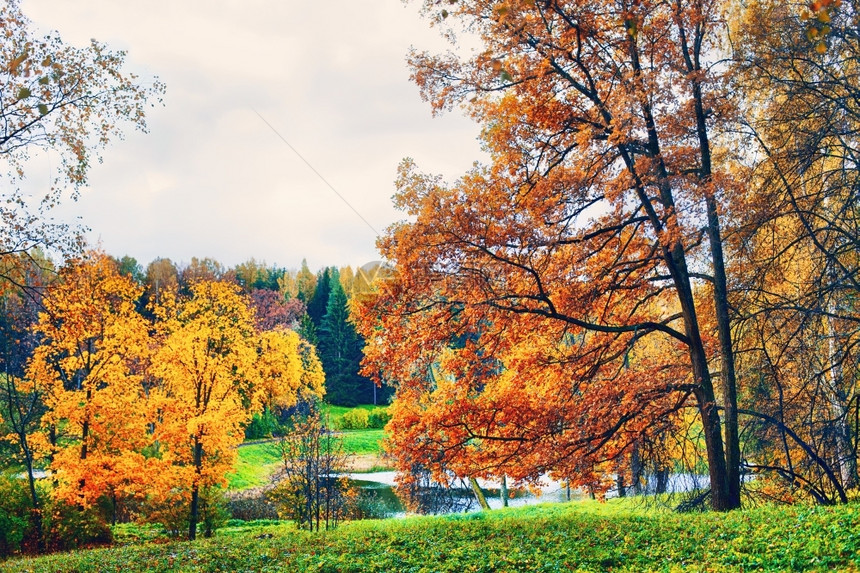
[226,441,282,490]
[340,429,385,455]
[227,406,389,490]
[4,499,859,572]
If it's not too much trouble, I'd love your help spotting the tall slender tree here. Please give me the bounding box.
[319,269,367,406]
[307,267,332,328]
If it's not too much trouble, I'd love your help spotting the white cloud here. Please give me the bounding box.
[20,0,485,270]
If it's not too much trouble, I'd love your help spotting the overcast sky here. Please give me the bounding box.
[20,0,485,271]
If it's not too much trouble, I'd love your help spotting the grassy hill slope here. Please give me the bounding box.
[3,499,859,572]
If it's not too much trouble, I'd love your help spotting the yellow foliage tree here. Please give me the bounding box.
[26,252,152,514]
[150,280,324,539]
[150,280,259,540]
[256,328,325,411]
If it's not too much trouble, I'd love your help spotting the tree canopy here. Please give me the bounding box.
[355,0,860,510]
[0,0,164,263]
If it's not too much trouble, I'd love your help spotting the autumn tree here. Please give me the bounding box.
[26,252,152,517]
[151,280,323,540]
[294,258,318,303]
[179,257,225,288]
[231,258,284,293]
[0,0,164,264]
[250,288,305,332]
[357,0,746,510]
[149,281,257,540]
[143,257,178,309]
[727,0,860,499]
[250,326,326,437]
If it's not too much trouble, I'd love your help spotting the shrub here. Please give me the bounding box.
[338,408,369,430]
[142,485,190,538]
[198,487,229,538]
[367,408,391,429]
[245,409,280,440]
[225,490,279,521]
[0,472,32,557]
[143,485,227,539]
[43,499,112,552]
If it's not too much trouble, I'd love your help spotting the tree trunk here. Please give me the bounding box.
[631,443,643,495]
[500,475,509,507]
[469,477,490,510]
[826,300,857,490]
[188,439,203,541]
[669,241,738,511]
[22,437,44,551]
[684,11,743,510]
[679,287,736,510]
[655,468,669,495]
[705,192,742,509]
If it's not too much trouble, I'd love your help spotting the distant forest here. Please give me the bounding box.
[5,253,394,408]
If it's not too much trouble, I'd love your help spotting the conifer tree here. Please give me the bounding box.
[318,270,364,405]
[307,267,331,328]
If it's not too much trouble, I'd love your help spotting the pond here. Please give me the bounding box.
[346,471,714,518]
[346,471,585,518]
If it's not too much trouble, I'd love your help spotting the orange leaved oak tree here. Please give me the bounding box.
[356,0,745,510]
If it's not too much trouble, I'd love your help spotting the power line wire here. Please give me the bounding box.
[252,109,380,237]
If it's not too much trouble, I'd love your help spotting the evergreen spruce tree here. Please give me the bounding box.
[298,312,318,346]
[318,269,364,405]
[306,267,331,327]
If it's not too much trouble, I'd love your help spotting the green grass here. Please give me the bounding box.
[227,418,387,490]
[226,442,282,490]
[340,429,385,456]
[4,500,860,572]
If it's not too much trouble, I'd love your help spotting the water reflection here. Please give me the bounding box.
[347,472,581,518]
